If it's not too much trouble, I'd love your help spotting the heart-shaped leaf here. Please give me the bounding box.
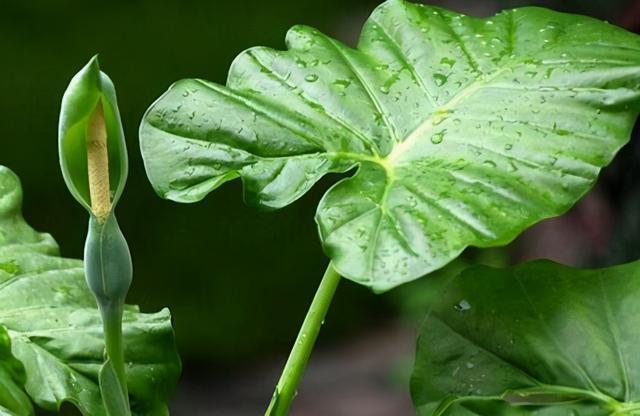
[0,165,181,415]
[411,259,640,415]
[140,0,640,291]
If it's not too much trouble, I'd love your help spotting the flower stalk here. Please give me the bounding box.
[59,56,132,415]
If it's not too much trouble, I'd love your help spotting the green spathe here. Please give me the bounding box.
[411,259,640,415]
[139,0,640,292]
[0,166,181,415]
[59,55,128,214]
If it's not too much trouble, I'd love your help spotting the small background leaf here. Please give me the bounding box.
[411,259,640,415]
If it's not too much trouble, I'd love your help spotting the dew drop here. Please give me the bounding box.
[333,79,351,89]
[431,131,445,144]
[433,73,448,86]
[432,109,450,125]
[305,74,319,82]
[454,299,471,312]
[440,57,456,67]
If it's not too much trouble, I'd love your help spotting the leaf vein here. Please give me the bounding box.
[246,50,379,155]
[191,79,326,151]
[322,36,401,145]
[369,16,438,108]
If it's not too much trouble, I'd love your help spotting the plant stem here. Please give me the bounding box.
[98,301,130,405]
[265,263,341,416]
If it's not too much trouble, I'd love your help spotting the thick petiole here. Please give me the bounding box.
[265,263,341,416]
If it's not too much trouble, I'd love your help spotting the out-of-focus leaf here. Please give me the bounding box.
[0,166,181,415]
[0,326,32,416]
[412,259,640,415]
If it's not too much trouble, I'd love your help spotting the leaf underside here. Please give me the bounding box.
[411,259,640,415]
[0,166,181,415]
[140,0,640,291]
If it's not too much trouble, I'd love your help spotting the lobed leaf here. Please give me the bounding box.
[140,0,640,291]
[411,259,640,415]
[0,166,181,415]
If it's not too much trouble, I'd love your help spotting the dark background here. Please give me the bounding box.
[1,0,639,415]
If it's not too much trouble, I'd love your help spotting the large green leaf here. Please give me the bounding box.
[411,259,640,415]
[140,0,640,291]
[0,165,181,415]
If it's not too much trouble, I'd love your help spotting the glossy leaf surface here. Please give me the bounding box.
[412,259,640,415]
[0,166,181,415]
[140,0,640,291]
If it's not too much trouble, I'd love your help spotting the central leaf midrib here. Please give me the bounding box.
[323,67,516,275]
[385,66,511,165]
[333,64,516,249]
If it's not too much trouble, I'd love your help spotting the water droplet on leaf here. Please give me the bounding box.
[454,299,471,312]
[440,57,456,67]
[433,73,448,86]
[431,130,446,144]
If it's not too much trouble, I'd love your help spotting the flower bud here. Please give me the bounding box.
[58,55,128,222]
